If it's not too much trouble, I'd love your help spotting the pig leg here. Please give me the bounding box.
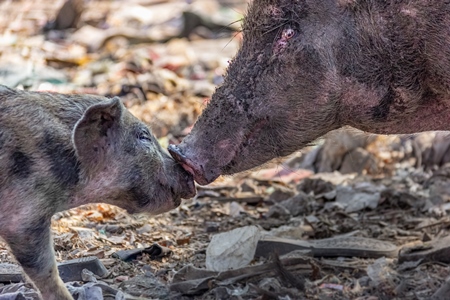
[5,222,73,300]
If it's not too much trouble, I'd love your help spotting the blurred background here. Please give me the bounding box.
[0,0,247,142]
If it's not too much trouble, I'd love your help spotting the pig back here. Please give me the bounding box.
[0,86,101,204]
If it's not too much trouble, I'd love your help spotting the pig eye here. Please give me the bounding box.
[137,129,153,145]
[273,27,296,54]
[138,134,151,142]
[282,28,295,40]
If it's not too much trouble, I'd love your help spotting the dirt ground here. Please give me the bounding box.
[1,0,450,299]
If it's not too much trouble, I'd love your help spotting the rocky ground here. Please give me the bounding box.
[1,1,450,299]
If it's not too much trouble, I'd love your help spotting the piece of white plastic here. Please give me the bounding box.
[206,225,261,272]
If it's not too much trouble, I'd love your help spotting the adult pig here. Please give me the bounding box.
[0,85,195,300]
[169,0,450,184]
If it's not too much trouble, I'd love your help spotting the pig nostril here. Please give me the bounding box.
[168,144,197,178]
[168,144,186,163]
[168,144,209,185]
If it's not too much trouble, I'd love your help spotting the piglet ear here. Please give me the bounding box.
[72,97,123,165]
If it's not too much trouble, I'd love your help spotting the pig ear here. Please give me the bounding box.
[72,97,123,164]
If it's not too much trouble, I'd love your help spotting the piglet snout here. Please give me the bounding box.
[178,169,196,199]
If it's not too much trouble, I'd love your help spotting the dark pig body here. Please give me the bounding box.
[169,0,450,184]
[0,85,195,300]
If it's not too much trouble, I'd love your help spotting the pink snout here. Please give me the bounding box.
[168,144,218,185]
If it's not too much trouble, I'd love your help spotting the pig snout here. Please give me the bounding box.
[168,144,219,185]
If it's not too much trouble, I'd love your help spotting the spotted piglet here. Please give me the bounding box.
[0,85,195,300]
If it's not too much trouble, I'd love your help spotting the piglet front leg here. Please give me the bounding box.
[4,220,73,300]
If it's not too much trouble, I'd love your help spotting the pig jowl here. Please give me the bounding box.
[0,85,195,300]
[170,0,450,185]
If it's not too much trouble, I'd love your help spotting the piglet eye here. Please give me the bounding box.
[282,28,295,40]
[137,129,152,143]
[139,133,150,141]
